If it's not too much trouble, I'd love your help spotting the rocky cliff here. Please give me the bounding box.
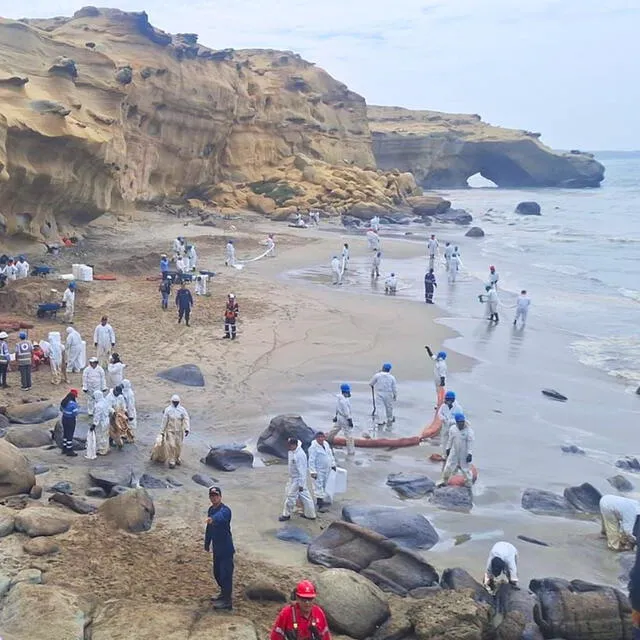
[0,8,419,238]
[368,105,605,189]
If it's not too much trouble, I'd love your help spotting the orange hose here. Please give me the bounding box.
[331,434,421,449]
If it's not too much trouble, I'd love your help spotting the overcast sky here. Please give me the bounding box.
[2,0,637,150]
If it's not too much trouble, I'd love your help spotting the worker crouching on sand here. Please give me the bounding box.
[483,541,519,593]
[270,580,331,640]
[151,394,190,469]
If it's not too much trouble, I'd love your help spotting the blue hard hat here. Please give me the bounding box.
[437,351,447,359]
[453,412,465,422]
[382,363,392,372]
[19,331,26,339]
[68,281,76,289]
[340,383,351,393]
[445,390,456,400]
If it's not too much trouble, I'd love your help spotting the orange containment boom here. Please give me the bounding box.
[331,434,421,449]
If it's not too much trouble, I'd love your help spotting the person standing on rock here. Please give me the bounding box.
[279,437,316,522]
[94,316,116,368]
[82,357,106,416]
[329,383,355,456]
[513,290,531,328]
[176,282,194,326]
[205,485,235,611]
[424,268,437,304]
[59,389,80,457]
[225,240,236,267]
[223,293,239,340]
[331,255,342,285]
[437,413,474,488]
[308,432,336,510]
[371,251,381,279]
[0,331,10,388]
[91,390,110,456]
[15,331,33,390]
[483,541,519,592]
[427,234,439,271]
[270,580,331,640]
[152,394,190,469]
[369,363,397,429]
[62,281,76,324]
[426,346,447,407]
[65,326,84,373]
[159,275,172,310]
[599,495,640,551]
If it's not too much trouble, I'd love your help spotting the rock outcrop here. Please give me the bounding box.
[369,105,605,189]
[0,439,36,498]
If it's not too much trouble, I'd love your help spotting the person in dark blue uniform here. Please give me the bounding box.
[205,486,235,610]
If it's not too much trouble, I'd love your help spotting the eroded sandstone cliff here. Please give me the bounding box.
[368,106,604,189]
[0,8,418,238]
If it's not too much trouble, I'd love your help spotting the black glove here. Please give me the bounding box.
[204,545,210,552]
[347,418,353,428]
[90,425,96,432]
[445,449,451,458]
[332,416,338,423]
[331,466,337,471]
[83,389,87,393]
[440,377,446,387]
[425,346,433,357]
[466,454,472,463]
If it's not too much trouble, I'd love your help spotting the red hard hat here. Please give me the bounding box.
[489,265,495,270]
[70,389,79,396]
[295,580,317,599]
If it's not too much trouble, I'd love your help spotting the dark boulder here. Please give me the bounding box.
[191,473,217,488]
[6,402,58,424]
[386,472,435,499]
[115,66,133,85]
[89,469,136,493]
[563,482,602,515]
[608,475,634,492]
[440,568,494,606]
[48,56,78,79]
[139,474,172,489]
[204,446,253,472]
[342,504,439,550]
[521,489,576,517]
[0,75,29,86]
[561,444,585,455]
[47,481,73,495]
[276,526,312,545]
[465,226,485,238]
[156,364,205,387]
[433,208,473,225]
[48,493,97,515]
[431,486,473,512]
[495,583,543,640]
[616,457,640,473]
[99,487,155,533]
[257,414,316,459]
[529,577,632,640]
[516,201,542,216]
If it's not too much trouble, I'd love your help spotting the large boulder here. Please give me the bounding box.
[23,536,60,556]
[608,475,634,492]
[433,208,473,225]
[315,569,390,639]
[0,503,16,536]
[4,425,52,448]
[14,507,72,537]
[308,520,439,596]
[465,226,485,238]
[0,439,36,498]
[0,583,92,640]
[257,414,317,459]
[98,487,155,533]
[494,583,543,640]
[156,364,205,387]
[530,578,632,640]
[244,579,287,602]
[386,472,436,499]
[440,568,494,606]
[521,489,577,517]
[204,446,254,472]
[5,401,58,424]
[407,195,451,217]
[563,482,602,515]
[431,486,473,512]
[516,201,542,215]
[342,504,439,549]
[616,457,640,473]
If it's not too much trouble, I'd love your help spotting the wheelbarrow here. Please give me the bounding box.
[31,265,53,277]
[36,302,62,319]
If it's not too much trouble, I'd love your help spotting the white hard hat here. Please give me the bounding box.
[0,331,7,339]
[171,394,180,402]
[229,293,235,298]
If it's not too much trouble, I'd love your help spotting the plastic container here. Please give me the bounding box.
[79,265,93,281]
[334,467,348,494]
[72,264,82,280]
[79,340,87,369]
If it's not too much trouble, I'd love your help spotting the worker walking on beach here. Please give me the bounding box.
[427,234,439,271]
[223,293,239,339]
[437,413,474,487]
[205,485,235,611]
[331,256,342,285]
[94,316,116,368]
[514,290,531,328]
[369,363,397,429]
[488,265,499,289]
[366,229,381,252]
[480,285,499,323]
[437,390,463,454]
[59,389,79,457]
[329,383,355,456]
[341,243,350,271]
[151,394,191,469]
[82,357,106,416]
[279,437,316,522]
[15,331,33,390]
[371,251,381,279]
[426,346,447,406]
[599,495,640,551]
[270,580,331,640]
[444,242,453,271]
[483,541,519,592]
[308,432,336,510]
[62,282,76,324]
[225,240,236,267]
[176,282,194,326]
[159,275,172,310]
[91,390,110,456]
[448,252,461,283]
[424,268,437,303]
[65,327,84,373]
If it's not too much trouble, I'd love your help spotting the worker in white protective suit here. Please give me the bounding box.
[366,229,381,252]
[436,390,464,455]
[186,244,198,271]
[437,413,474,487]
[448,253,461,283]
[488,265,499,290]
[308,431,336,510]
[82,357,106,416]
[225,240,236,267]
[425,346,448,406]
[483,541,519,592]
[328,383,355,456]
[427,234,439,271]
[384,273,397,295]
[279,437,316,522]
[175,254,189,274]
[444,242,454,271]
[599,495,640,551]
[480,285,499,323]
[121,379,137,433]
[62,282,76,324]
[369,363,397,429]
[152,394,190,469]
[93,316,116,368]
[341,243,350,271]
[107,352,126,388]
[91,390,110,456]
[513,290,531,328]
[331,256,342,285]
[65,327,84,373]
[47,331,65,385]
[265,234,276,257]
[173,236,185,260]
[371,251,381,279]
[370,216,380,232]
[16,256,29,279]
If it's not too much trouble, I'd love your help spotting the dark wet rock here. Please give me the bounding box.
[0,75,29,86]
[495,583,543,640]
[139,473,172,489]
[99,487,155,533]
[165,476,182,487]
[370,607,414,639]
[561,444,585,455]
[32,464,49,476]
[541,388,568,401]
[521,489,577,517]
[115,65,133,85]
[85,487,107,499]
[308,520,439,596]
[276,526,312,545]
[431,486,473,512]
[191,473,217,488]
[608,474,634,492]
[465,226,485,238]
[433,208,473,225]
[108,485,130,497]
[440,567,494,606]
[48,492,97,515]
[5,426,52,448]
[204,446,254,472]
[257,414,316,459]
[29,485,43,500]
[244,579,287,603]
[529,577,632,640]
[342,504,439,550]
[516,201,542,215]
[636,386,640,396]
[51,420,87,451]
[29,100,71,117]
[6,402,58,424]
[47,481,73,495]
[386,472,435,499]
[156,364,205,387]
[89,469,136,493]
[616,457,640,473]
[48,56,78,79]
[517,534,551,547]
[563,482,602,515]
